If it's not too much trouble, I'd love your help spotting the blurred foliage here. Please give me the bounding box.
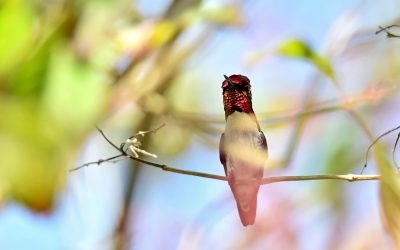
[316,125,363,248]
[0,0,107,211]
[0,0,33,75]
[375,144,400,247]
[318,130,360,208]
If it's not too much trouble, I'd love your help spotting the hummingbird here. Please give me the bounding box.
[219,74,268,226]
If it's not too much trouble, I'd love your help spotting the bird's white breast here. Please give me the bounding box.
[224,112,260,148]
[224,112,266,176]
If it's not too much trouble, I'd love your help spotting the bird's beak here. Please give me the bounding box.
[224,75,235,88]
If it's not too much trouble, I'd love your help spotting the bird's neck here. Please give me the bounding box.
[223,91,253,119]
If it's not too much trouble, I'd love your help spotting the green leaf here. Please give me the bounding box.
[0,0,34,75]
[278,39,313,58]
[310,55,335,80]
[277,39,335,80]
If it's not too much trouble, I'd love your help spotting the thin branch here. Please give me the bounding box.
[96,126,121,151]
[72,153,380,183]
[70,154,126,172]
[362,125,400,173]
[376,25,400,38]
[127,123,165,140]
[71,125,165,172]
[73,128,381,184]
[120,124,165,153]
[393,132,400,172]
[125,155,227,181]
[261,174,379,184]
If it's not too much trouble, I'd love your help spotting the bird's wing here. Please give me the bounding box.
[255,131,268,179]
[259,131,268,157]
[219,133,227,175]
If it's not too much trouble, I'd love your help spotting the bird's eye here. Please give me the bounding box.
[239,83,249,91]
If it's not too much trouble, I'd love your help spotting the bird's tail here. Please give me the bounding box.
[230,181,260,226]
[236,195,257,226]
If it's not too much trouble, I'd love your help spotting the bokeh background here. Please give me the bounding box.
[1,0,400,249]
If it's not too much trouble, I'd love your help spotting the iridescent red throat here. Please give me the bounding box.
[223,90,253,119]
[221,74,254,119]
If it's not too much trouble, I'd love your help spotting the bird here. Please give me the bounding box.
[219,74,268,226]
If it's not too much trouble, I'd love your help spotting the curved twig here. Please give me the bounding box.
[362,125,400,174]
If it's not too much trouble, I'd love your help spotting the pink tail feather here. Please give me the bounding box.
[236,195,257,226]
[229,180,260,226]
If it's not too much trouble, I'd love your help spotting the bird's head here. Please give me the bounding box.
[221,74,253,118]
[222,74,251,94]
